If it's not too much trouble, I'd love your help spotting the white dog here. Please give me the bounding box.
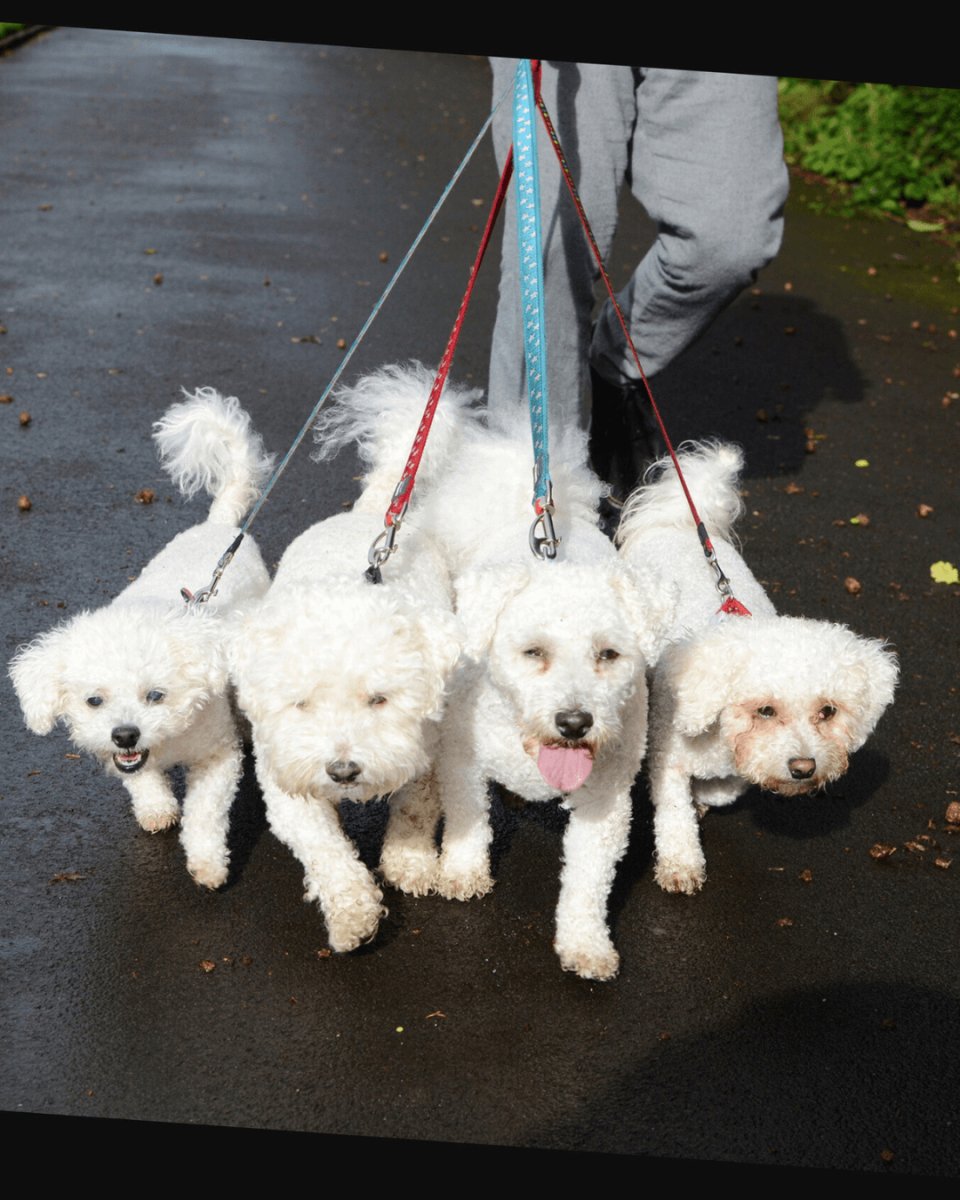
[415,409,672,982]
[9,389,273,888]
[229,364,468,953]
[617,442,899,894]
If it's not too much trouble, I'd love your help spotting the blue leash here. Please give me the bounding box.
[513,60,558,561]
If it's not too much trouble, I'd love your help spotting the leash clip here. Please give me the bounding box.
[366,497,408,583]
[704,545,733,598]
[529,482,559,561]
[182,539,241,606]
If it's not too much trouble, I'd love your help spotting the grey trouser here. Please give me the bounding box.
[488,62,789,426]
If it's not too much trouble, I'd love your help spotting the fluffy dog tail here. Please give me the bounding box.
[312,362,482,510]
[153,388,275,526]
[617,441,744,550]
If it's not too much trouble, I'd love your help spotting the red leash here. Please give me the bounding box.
[367,139,516,582]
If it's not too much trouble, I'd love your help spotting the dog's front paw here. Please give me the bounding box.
[436,858,494,901]
[379,843,438,897]
[654,854,706,894]
[187,854,229,890]
[135,800,180,833]
[555,937,620,982]
[306,875,387,953]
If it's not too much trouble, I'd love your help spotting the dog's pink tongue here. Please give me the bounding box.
[537,745,594,793]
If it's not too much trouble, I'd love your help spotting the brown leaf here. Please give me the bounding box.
[916,503,934,518]
[17,494,32,512]
[50,871,86,884]
[776,917,794,927]
[199,960,216,973]
[784,481,804,495]
[934,857,952,870]
[153,273,164,286]
[945,801,960,824]
[844,577,862,594]
[0,393,12,403]
[869,843,897,860]
[19,411,31,426]
[799,868,813,883]
[135,488,155,505]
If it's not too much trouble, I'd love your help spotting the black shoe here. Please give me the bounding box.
[597,492,623,543]
[588,365,668,502]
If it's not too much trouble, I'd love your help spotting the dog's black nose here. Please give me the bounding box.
[789,757,816,780]
[326,759,361,784]
[112,725,140,749]
[555,709,594,741]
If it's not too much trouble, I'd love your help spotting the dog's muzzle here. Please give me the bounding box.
[326,759,361,785]
[112,725,149,774]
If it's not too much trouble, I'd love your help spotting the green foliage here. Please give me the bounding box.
[779,79,960,218]
[0,23,25,37]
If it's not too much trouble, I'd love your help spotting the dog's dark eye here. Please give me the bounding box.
[757,705,776,719]
[523,647,545,659]
[818,704,837,722]
[597,648,620,662]
[369,694,387,707]
[86,696,103,708]
[145,689,165,704]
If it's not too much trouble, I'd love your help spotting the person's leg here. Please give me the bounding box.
[591,69,789,388]
[488,59,637,429]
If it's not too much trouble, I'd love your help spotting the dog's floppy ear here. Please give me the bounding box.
[165,608,230,697]
[8,625,73,734]
[411,608,465,720]
[661,624,751,737]
[415,608,464,680]
[828,629,899,750]
[609,560,678,668]
[454,564,531,661]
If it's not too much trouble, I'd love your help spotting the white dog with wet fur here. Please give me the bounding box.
[229,365,469,953]
[413,409,672,982]
[617,442,899,895]
[10,389,273,888]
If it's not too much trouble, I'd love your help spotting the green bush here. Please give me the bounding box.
[779,79,960,218]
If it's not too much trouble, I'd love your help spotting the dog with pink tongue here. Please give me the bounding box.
[419,405,672,982]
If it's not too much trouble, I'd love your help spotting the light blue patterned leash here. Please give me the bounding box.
[514,59,558,561]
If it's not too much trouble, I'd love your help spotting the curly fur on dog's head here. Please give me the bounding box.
[661,615,898,794]
[230,583,462,801]
[455,558,669,756]
[9,603,228,771]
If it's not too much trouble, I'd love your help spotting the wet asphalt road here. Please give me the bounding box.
[2,31,958,1176]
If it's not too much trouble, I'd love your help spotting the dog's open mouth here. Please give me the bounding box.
[536,742,595,793]
[113,749,149,774]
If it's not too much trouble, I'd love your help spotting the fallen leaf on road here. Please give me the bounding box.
[930,561,959,585]
[869,843,897,860]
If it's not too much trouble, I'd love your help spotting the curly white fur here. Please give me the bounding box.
[9,388,273,889]
[229,366,469,953]
[408,403,675,982]
[617,442,899,894]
